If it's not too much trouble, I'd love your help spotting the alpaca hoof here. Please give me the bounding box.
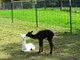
[37,52,40,53]
[50,52,52,54]
[37,52,44,54]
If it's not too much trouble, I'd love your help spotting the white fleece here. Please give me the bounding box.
[20,33,35,52]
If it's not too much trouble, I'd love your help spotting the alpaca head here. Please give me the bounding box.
[26,31,33,36]
[20,33,26,41]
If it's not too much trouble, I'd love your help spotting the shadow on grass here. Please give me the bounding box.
[75,28,80,35]
[1,32,80,60]
[0,43,54,60]
[61,9,70,12]
[54,32,80,60]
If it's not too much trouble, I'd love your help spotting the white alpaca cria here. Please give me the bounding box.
[20,33,35,52]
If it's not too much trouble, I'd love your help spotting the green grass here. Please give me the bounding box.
[0,8,80,60]
[0,8,80,34]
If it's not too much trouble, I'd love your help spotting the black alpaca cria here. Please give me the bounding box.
[26,30,54,54]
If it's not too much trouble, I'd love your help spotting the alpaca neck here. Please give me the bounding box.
[22,40,26,45]
[29,34,37,39]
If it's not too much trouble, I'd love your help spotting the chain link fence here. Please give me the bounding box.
[0,0,80,34]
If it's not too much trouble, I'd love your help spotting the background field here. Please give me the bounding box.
[0,8,80,60]
[0,8,80,34]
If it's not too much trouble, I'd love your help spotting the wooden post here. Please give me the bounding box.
[2,2,4,9]
[21,1,23,9]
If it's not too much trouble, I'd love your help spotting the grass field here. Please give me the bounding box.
[0,8,80,60]
[0,8,80,33]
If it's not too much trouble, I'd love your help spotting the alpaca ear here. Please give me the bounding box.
[20,33,23,36]
[30,31,33,33]
[24,34,26,36]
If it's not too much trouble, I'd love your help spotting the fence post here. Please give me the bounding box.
[69,0,72,34]
[35,4,38,27]
[60,0,63,10]
[21,1,23,9]
[35,1,38,27]
[2,2,4,9]
[11,1,13,23]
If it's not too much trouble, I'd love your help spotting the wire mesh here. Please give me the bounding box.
[0,0,80,34]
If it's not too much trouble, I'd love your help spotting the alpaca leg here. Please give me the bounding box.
[47,37,53,54]
[39,40,43,53]
[49,40,53,54]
